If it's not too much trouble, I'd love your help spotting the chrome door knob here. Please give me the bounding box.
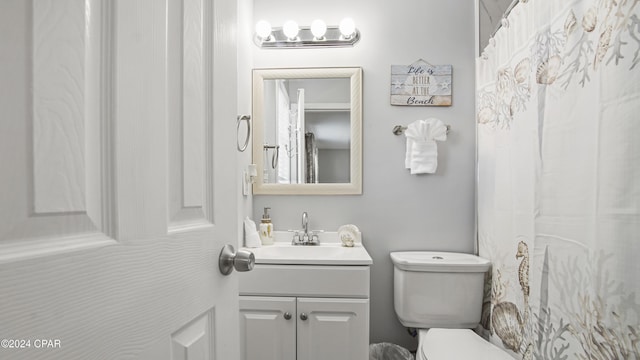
[233,249,255,272]
[299,313,308,321]
[219,244,255,275]
[283,312,292,320]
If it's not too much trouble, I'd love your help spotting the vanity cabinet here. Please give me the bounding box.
[239,264,370,360]
[239,296,296,360]
[296,297,369,360]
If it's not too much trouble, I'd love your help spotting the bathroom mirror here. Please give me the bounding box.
[252,67,362,195]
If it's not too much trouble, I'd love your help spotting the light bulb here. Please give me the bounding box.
[255,20,272,40]
[339,17,356,38]
[310,19,327,40]
[282,20,299,40]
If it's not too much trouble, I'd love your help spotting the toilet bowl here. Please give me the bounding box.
[416,329,512,360]
[390,251,512,360]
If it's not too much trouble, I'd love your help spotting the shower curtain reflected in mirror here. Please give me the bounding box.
[295,89,305,184]
[266,80,299,184]
[269,84,320,184]
[476,0,640,359]
[262,80,291,184]
[275,80,291,184]
[305,132,318,183]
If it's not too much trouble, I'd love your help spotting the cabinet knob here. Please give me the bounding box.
[283,312,292,320]
[299,312,308,321]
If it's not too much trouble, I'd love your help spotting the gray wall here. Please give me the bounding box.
[243,0,476,350]
[318,149,350,183]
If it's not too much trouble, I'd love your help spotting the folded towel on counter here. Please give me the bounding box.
[244,217,262,248]
[404,118,448,174]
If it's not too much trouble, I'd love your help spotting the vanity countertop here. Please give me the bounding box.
[243,231,372,266]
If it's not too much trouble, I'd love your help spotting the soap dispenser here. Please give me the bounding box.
[259,207,274,245]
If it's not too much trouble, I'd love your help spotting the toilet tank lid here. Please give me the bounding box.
[390,251,490,272]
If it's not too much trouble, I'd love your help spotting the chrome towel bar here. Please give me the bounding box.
[392,124,451,136]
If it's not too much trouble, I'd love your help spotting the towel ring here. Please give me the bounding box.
[263,145,279,169]
[237,115,251,152]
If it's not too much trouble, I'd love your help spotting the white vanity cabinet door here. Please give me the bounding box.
[297,297,370,360]
[239,296,296,360]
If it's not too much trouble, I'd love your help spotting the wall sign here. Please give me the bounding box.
[391,59,452,106]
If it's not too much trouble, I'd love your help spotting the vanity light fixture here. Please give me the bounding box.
[253,18,360,48]
[310,19,327,40]
[255,20,273,41]
[339,18,356,39]
[282,20,300,41]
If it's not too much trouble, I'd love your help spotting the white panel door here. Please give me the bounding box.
[0,0,239,359]
[297,298,369,360]
[239,296,296,360]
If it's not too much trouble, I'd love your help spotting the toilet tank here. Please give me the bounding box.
[390,251,490,329]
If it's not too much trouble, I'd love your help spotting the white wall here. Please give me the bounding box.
[237,0,254,247]
[240,0,476,350]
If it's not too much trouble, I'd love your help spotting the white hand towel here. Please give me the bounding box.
[244,217,262,248]
[404,118,447,174]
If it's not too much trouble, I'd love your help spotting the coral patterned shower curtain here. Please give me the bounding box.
[476,0,640,359]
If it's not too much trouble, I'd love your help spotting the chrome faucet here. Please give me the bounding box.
[290,211,320,245]
[302,212,309,234]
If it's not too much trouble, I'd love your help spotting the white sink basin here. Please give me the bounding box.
[245,241,372,265]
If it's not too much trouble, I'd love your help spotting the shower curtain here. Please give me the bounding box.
[276,80,291,184]
[296,89,305,184]
[305,132,318,183]
[476,0,639,359]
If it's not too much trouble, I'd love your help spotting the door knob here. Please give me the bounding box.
[219,244,255,275]
[284,312,292,320]
[299,312,308,321]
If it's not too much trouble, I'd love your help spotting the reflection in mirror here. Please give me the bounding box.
[262,78,350,184]
[252,68,362,195]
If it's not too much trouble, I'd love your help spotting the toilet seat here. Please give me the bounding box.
[417,328,513,360]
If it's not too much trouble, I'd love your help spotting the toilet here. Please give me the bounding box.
[390,251,512,360]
